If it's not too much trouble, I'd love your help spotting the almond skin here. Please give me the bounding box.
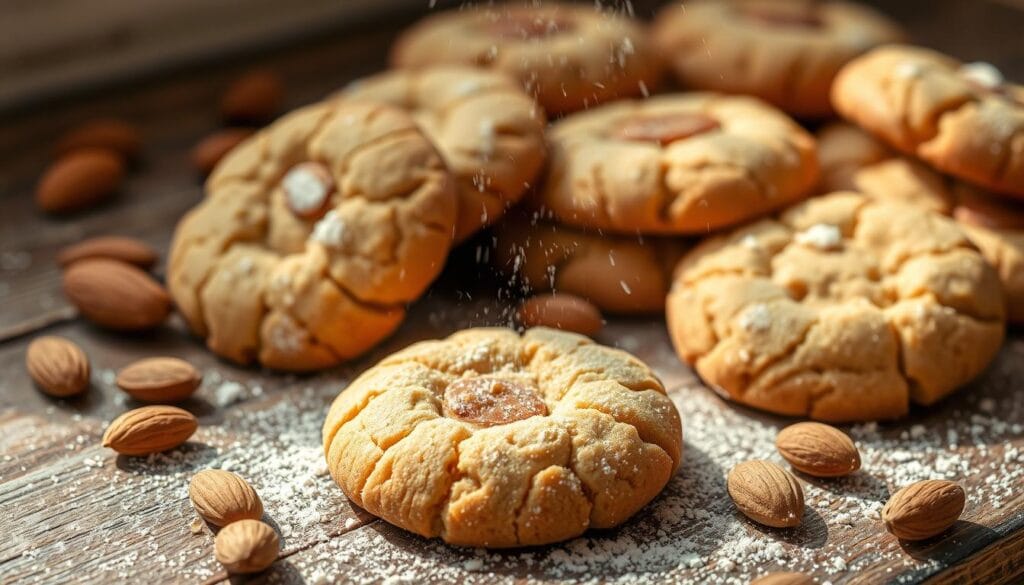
[189,469,263,527]
[116,357,201,403]
[776,422,861,478]
[54,119,141,159]
[25,336,90,397]
[214,519,279,574]
[57,236,158,270]
[36,148,125,214]
[727,460,804,528]
[62,258,171,330]
[102,405,197,455]
[751,573,817,585]
[191,128,254,175]
[516,293,603,336]
[221,69,284,123]
[882,480,965,540]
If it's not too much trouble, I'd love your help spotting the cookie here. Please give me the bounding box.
[819,122,1024,323]
[492,211,686,314]
[168,101,457,371]
[536,94,819,235]
[666,192,1005,421]
[832,45,1024,198]
[322,327,682,547]
[337,67,546,242]
[653,0,903,118]
[390,3,662,115]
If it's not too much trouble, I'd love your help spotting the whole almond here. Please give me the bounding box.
[727,460,804,528]
[221,69,284,123]
[102,405,197,455]
[516,293,603,336]
[57,236,158,270]
[214,519,279,574]
[62,259,171,330]
[116,357,201,402]
[36,148,125,214]
[191,128,254,174]
[882,480,965,540]
[54,119,141,159]
[751,573,817,585]
[25,336,90,397]
[776,422,861,477]
[189,469,263,526]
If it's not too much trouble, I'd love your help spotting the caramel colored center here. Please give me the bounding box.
[614,113,721,146]
[443,376,547,426]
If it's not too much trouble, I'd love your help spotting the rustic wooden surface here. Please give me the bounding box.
[1,1,1023,584]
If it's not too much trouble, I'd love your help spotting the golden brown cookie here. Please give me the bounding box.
[818,122,1024,323]
[390,3,662,115]
[536,93,819,235]
[168,101,457,371]
[667,192,1005,422]
[336,67,546,242]
[653,0,903,118]
[492,211,686,314]
[832,45,1024,198]
[322,327,682,548]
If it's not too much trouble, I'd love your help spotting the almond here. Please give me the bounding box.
[882,479,965,540]
[516,293,603,336]
[214,519,279,574]
[25,336,90,397]
[191,128,254,175]
[751,573,817,585]
[54,118,141,159]
[775,422,861,477]
[189,469,264,527]
[116,357,201,402]
[36,148,126,214]
[221,69,284,123]
[62,258,171,330]
[102,405,197,455]
[727,460,804,528]
[57,236,158,269]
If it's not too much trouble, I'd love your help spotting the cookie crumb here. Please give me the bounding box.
[311,210,347,248]
[794,223,843,251]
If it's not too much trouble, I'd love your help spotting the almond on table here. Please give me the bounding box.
[116,357,202,403]
[36,148,125,214]
[62,258,171,331]
[516,293,603,337]
[57,236,158,270]
[214,519,279,574]
[190,128,254,175]
[775,422,861,478]
[727,460,804,528]
[189,469,263,527]
[53,118,142,160]
[882,480,966,540]
[220,69,284,123]
[25,336,90,397]
[102,405,197,456]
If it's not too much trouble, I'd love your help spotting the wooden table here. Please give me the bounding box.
[1,1,1023,583]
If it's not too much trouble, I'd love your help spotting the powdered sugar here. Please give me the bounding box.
[311,210,347,248]
[794,223,843,251]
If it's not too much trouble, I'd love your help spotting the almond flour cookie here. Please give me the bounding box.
[653,0,903,118]
[537,94,819,235]
[337,67,546,242]
[819,122,1024,323]
[322,327,682,547]
[390,3,662,115]
[168,101,457,371]
[492,211,686,314]
[832,45,1024,198]
[667,192,1005,422]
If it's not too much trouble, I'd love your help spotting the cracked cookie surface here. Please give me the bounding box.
[389,3,662,115]
[653,0,903,118]
[337,67,546,242]
[666,192,1005,422]
[536,93,819,235]
[322,327,682,547]
[168,101,457,371]
[832,45,1024,197]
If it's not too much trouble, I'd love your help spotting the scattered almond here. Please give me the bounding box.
[116,357,202,403]
[214,519,279,574]
[775,422,861,478]
[751,573,817,585]
[727,460,804,528]
[54,118,141,159]
[882,479,965,540]
[191,128,254,175]
[62,258,171,330]
[221,69,284,123]
[102,405,197,456]
[516,293,603,336]
[189,469,264,527]
[57,236,158,270]
[36,148,125,214]
[25,336,90,397]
